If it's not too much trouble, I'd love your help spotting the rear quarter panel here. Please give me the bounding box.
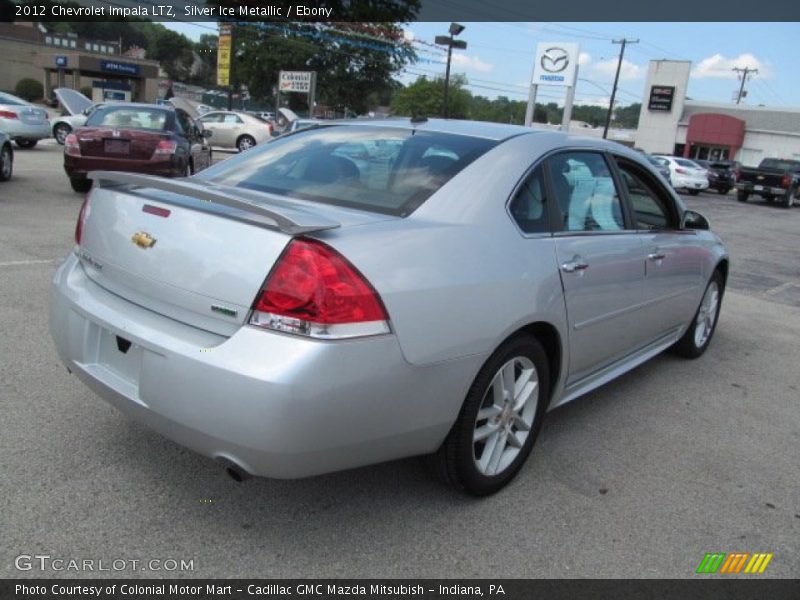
[316,132,573,370]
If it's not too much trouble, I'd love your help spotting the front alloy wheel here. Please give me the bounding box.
[54,123,71,145]
[431,335,550,495]
[672,272,724,358]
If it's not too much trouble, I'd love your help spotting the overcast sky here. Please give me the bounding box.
[164,21,798,108]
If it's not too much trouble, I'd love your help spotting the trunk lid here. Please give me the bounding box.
[76,128,168,159]
[77,173,394,336]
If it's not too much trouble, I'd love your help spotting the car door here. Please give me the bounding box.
[547,151,646,384]
[613,157,705,341]
[174,108,207,173]
[199,112,229,146]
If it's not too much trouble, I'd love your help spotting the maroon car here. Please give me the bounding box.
[64,103,213,193]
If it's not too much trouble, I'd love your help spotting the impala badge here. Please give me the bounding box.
[131,231,157,249]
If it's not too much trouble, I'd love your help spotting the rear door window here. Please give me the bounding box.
[546,151,625,232]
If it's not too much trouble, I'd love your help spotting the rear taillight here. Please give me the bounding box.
[74,196,89,246]
[781,173,791,188]
[64,133,81,156]
[249,238,390,339]
[154,140,178,155]
[0,110,18,120]
[675,168,689,175]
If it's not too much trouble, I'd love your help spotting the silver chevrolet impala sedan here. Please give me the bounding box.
[50,119,728,495]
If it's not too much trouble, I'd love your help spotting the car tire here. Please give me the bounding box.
[0,143,12,182]
[430,334,550,496]
[236,135,256,152]
[687,189,700,196]
[53,123,71,145]
[15,139,37,149]
[736,191,749,203]
[185,161,193,177]
[783,192,795,208]
[671,271,724,359]
[70,178,92,193]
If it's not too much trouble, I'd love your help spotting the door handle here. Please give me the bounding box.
[648,252,666,261]
[561,258,589,273]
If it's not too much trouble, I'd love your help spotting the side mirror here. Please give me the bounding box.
[82,107,92,116]
[681,209,710,230]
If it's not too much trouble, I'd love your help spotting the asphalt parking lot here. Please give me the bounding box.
[1,141,798,579]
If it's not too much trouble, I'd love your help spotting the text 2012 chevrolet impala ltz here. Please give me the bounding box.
[50,119,728,495]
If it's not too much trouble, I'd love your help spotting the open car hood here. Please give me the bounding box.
[168,96,213,117]
[54,87,93,116]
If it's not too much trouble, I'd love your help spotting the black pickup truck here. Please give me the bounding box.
[735,158,800,208]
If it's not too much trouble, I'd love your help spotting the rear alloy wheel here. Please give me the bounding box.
[784,192,795,209]
[672,272,723,359]
[15,139,37,149]
[431,335,550,496]
[237,135,256,152]
[0,144,12,181]
[737,191,749,203]
[53,123,71,145]
[70,178,92,193]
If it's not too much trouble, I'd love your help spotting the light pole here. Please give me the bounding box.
[435,23,467,118]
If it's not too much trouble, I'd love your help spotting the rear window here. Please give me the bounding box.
[86,106,169,130]
[675,158,700,168]
[760,159,800,171]
[196,125,497,216]
[0,92,26,106]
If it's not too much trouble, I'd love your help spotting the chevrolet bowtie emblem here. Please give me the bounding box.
[131,231,157,249]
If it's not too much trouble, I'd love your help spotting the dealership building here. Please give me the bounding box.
[0,22,160,103]
[636,60,800,165]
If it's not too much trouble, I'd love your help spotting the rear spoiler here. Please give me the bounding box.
[87,171,340,235]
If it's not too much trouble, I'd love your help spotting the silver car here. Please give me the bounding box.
[197,110,273,151]
[0,91,51,148]
[49,120,728,495]
[52,88,104,145]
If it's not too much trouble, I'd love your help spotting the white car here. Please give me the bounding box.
[198,110,273,152]
[52,88,104,145]
[656,156,709,195]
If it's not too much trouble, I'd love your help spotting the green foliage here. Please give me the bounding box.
[232,20,419,115]
[14,78,43,101]
[391,75,470,119]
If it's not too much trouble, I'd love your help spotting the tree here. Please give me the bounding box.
[391,75,470,119]
[227,14,419,115]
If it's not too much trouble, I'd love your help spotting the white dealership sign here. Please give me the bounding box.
[531,42,580,87]
[279,71,313,93]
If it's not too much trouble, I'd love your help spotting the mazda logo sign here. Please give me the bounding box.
[540,47,570,73]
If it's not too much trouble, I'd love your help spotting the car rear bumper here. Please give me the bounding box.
[672,176,709,190]
[0,119,51,140]
[49,253,475,478]
[64,155,181,179]
[735,182,788,196]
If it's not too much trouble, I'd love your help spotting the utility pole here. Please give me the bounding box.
[603,38,638,139]
[732,67,758,104]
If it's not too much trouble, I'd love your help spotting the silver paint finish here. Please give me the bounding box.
[50,120,729,478]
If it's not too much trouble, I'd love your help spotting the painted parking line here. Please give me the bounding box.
[0,259,55,267]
